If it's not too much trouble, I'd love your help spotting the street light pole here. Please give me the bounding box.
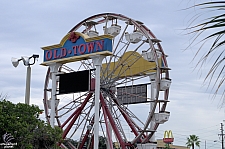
[11,54,39,105]
[25,65,31,105]
[205,140,206,149]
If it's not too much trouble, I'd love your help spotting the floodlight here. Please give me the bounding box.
[21,56,30,66]
[11,57,20,68]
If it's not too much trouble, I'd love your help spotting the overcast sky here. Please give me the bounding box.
[0,0,224,149]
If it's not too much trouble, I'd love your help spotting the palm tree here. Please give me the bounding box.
[187,1,225,103]
[164,143,171,149]
[186,135,200,149]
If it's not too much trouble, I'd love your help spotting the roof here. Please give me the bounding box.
[157,139,189,149]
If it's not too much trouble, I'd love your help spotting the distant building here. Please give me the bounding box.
[113,140,189,149]
[157,139,189,149]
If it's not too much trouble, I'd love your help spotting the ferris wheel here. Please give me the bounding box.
[43,13,171,149]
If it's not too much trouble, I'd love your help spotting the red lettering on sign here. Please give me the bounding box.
[46,51,52,61]
[96,40,104,51]
[73,46,78,55]
[87,42,95,53]
[54,49,60,59]
[61,48,67,58]
[78,44,86,54]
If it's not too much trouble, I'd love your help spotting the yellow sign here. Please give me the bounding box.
[101,51,157,79]
[164,130,173,139]
[163,130,174,143]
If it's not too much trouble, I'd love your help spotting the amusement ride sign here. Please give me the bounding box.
[41,31,114,149]
[41,32,113,66]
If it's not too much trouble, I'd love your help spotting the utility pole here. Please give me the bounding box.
[205,140,206,149]
[218,123,225,149]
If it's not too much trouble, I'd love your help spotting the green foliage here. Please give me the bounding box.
[186,135,200,149]
[164,143,171,149]
[64,138,78,148]
[99,136,107,149]
[64,136,108,149]
[0,100,63,149]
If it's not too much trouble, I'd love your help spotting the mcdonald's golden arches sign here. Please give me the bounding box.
[163,130,174,144]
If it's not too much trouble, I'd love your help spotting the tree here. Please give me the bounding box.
[99,136,107,149]
[186,135,200,149]
[0,100,63,149]
[64,136,108,149]
[164,143,172,149]
[186,1,225,102]
[64,138,78,148]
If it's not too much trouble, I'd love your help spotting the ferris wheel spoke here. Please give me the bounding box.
[104,22,128,59]
[58,106,76,118]
[69,108,92,139]
[61,65,75,72]
[112,23,129,53]
[62,99,94,130]
[57,93,89,112]
[100,93,127,149]
[104,41,145,84]
[56,111,61,127]
[78,60,93,71]
[109,88,155,143]
[62,93,93,139]
[113,75,144,87]
[100,42,130,85]
[131,101,158,144]
[100,101,114,149]
[106,91,145,139]
[104,94,128,141]
[99,110,110,143]
[77,115,94,149]
[102,41,129,82]
[122,106,145,126]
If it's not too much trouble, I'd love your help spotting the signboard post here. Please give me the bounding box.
[90,55,105,149]
[149,73,156,142]
[49,63,62,127]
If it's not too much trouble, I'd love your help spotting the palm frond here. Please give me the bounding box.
[187,1,225,102]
